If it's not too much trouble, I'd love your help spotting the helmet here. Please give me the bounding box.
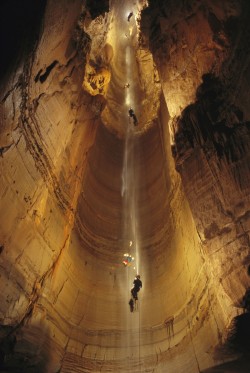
[136,274,140,279]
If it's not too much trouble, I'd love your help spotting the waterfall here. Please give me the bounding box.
[122,121,139,275]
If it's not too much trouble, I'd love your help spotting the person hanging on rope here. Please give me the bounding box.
[129,275,142,312]
[131,274,142,300]
[128,108,138,126]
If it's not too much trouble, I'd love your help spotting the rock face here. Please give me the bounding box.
[143,0,250,299]
[0,0,250,372]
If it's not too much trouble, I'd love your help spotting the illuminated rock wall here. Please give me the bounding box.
[142,1,250,369]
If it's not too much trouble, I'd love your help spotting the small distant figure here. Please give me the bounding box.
[128,108,138,126]
[122,253,134,267]
[124,83,130,88]
[127,12,133,22]
[131,274,142,300]
[128,108,134,117]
